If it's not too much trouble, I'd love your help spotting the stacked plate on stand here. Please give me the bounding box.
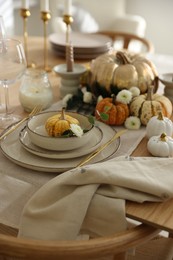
[49,32,113,60]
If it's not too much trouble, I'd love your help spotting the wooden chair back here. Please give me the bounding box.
[0,224,160,260]
[98,31,154,53]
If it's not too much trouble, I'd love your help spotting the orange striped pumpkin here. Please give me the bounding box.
[95,97,129,125]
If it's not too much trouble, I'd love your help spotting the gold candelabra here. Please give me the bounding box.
[41,11,51,72]
[20,8,35,68]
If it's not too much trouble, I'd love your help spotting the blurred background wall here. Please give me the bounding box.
[1,0,173,55]
[126,0,173,55]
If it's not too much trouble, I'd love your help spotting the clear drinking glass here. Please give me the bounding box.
[0,38,26,128]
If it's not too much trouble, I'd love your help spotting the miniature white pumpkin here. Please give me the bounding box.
[146,111,173,139]
[147,133,173,157]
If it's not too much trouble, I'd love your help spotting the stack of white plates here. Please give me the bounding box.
[49,32,113,60]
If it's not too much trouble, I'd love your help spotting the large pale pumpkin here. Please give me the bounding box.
[95,96,129,125]
[130,86,172,125]
[90,51,158,96]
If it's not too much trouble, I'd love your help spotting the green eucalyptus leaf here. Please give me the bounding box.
[88,115,95,125]
[100,113,109,121]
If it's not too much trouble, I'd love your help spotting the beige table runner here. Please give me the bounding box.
[0,101,146,229]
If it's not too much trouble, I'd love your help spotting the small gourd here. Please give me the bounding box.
[45,108,79,137]
[146,111,173,139]
[147,133,173,157]
[95,95,129,125]
[130,85,172,125]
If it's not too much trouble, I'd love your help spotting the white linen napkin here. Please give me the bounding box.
[18,156,173,240]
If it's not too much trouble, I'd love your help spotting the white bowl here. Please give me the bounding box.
[26,111,94,151]
[159,73,173,87]
[159,73,173,103]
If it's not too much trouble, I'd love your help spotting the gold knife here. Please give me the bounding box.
[77,129,127,167]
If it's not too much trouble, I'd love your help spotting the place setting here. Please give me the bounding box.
[0,108,121,173]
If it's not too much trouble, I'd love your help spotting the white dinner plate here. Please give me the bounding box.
[19,126,103,159]
[50,42,111,54]
[49,32,112,51]
[0,121,120,173]
[51,46,109,60]
[49,32,112,60]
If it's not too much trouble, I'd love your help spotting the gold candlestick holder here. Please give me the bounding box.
[41,11,51,73]
[63,14,73,45]
[20,8,35,68]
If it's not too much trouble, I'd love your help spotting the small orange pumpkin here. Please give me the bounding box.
[95,96,129,125]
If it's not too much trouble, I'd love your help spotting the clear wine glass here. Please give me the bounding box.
[0,15,6,113]
[0,38,26,128]
[0,88,5,112]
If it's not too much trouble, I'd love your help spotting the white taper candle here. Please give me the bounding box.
[40,0,49,12]
[21,0,29,9]
[64,0,72,15]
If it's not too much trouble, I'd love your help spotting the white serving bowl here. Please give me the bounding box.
[159,73,173,103]
[26,111,94,151]
[159,73,173,87]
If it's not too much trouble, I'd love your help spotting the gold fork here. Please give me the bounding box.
[0,105,42,141]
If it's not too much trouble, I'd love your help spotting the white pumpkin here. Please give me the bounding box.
[146,112,173,139]
[147,133,173,157]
